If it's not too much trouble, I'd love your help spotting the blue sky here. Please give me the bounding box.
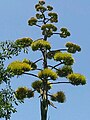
[0,0,90,120]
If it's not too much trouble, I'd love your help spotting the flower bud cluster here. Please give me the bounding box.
[47,50,61,59]
[32,80,52,92]
[56,65,73,77]
[36,13,44,19]
[38,68,58,80]
[28,17,37,26]
[41,24,57,37]
[15,87,34,100]
[31,39,51,51]
[47,51,55,59]
[7,61,31,75]
[15,37,33,48]
[54,52,74,65]
[22,58,37,70]
[60,28,70,38]
[65,42,81,53]
[67,73,86,85]
[51,91,66,103]
[48,12,58,23]
[47,5,53,11]
[39,0,45,5]
[35,2,53,13]
[35,3,47,13]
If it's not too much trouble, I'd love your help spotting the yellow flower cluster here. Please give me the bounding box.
[15,87,34,100]
[41,24,57,31]
[41,24,57,37]
[48,12,58,23]
[67,73,86,85]
[54,52,74,65]
[22,58,37,70]
[31,39,51,51]
[32,80,52,92]
[56,65,73,77]
[35,2,53,12]
[65,42,81,53]
[28,17,37,26]
[60,28,70,38]
[47,5,53,11]
[38,68,58,80]
[15,37,33,48]
[36,13,44,19]
[51,91,66,103]
[36,6,47,12]
[7,61,31,75]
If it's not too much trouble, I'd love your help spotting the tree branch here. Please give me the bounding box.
[52,62,64,69]
[38,20,43,23]
[35,24,41,27]
[42,13,46,24]
[49,81,71,85]
[45,18,51,23]
[35,68,42,71]
[34,58,43,64]
[47,65,58,70]
[48,48,67,53]
[24,72,39,78]
[48,62,64,70]
[58,48,67,51]
[52,32,60,35]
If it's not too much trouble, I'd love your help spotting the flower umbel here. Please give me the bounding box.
[54,52,74,65]
[38,68,58,80]
[67,73,86,85]
[7,61,31,75]
[56,65,73,77]
[51,91,66,103]
[15,87,34,100]
[65,42,81,53]
[15,37,33,48]
[31,39,51,51]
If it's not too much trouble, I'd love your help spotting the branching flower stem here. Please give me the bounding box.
[50,62,64,70]
[45,18,51,23]
[38,20,43,23]
[24,73,39,78]
[48,48,67,53]
[47,65,58,70]
[34,58,43,64]
[52,32,60,35]
[35,24,41,27]
[49,81,72,85]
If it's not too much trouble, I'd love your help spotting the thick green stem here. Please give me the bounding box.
[40,48,48,120]
[40,98,48,120]
[40,34,48,120]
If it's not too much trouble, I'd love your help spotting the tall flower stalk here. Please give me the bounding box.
[1,1,86,120]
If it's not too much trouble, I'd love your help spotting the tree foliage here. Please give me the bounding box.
[0,41,21,120]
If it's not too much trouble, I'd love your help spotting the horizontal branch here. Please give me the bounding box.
[24,72,39,78]
[38,20,43,22]
[35,68,42,71]
[48,62,64,70]
[58,48,68,51]
[49,81,71,85]
[35,24,41,27]
[49,48,67,52]
[52,32,60,35]
[52,62,64,69]
[34,58,43,64]
[48,65,58,70]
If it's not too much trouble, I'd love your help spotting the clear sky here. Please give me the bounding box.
[0,0,90,120]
